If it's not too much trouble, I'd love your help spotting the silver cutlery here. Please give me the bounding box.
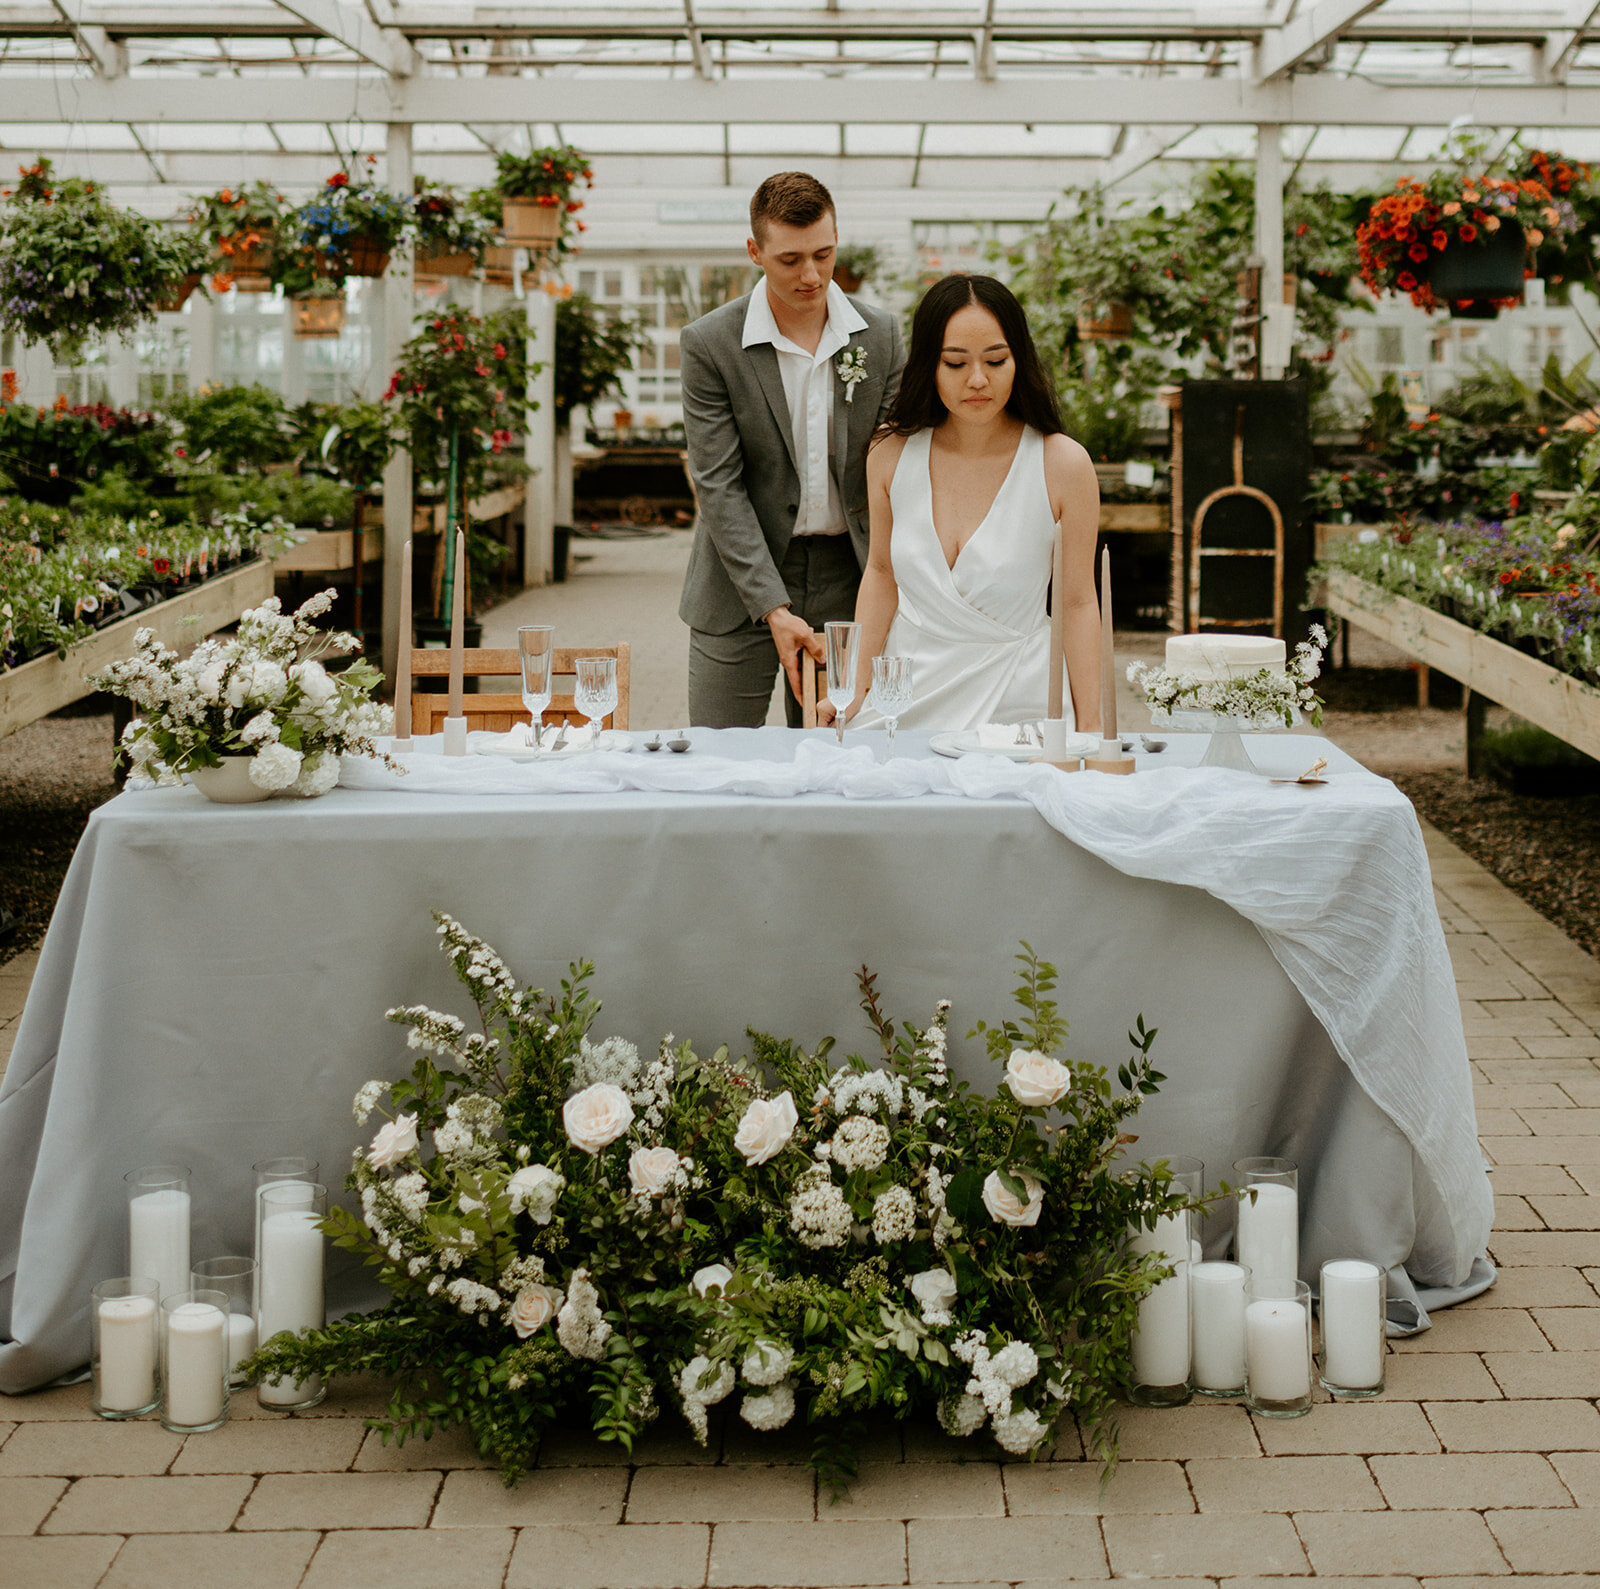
[552,722,568,751]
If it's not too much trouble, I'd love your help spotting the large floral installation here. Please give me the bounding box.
[246,913,1190,1490]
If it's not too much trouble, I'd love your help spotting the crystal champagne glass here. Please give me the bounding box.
[869,654,913,758]
[517,626,555,748]
[574,655,618,745]
[824,621,862,745]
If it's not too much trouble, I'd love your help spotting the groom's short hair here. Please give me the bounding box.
[749,172,836,244]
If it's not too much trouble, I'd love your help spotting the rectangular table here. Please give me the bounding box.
[0,728,1494,1394]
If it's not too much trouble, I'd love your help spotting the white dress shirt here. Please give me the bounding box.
[741,279,868,537]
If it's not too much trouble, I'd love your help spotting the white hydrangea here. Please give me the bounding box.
[991,1407,1047,1455]
[288,750,340,799]
[871,1184,917,1244]
[741,1340,794,1387]
[819,1068,905,1119]
[939,1393,987,1438]
[739,1379,796,1432]
[679,1354,736,1443]
[787,1168,853,1249]
[249,740,302,791]
[227,658,289,709]
[829,1115,890,1173]
[556,1267,611,1360]
[990,1341,1040,1389]
[239,710,279,747]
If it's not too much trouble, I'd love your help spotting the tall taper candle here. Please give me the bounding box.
[1048,525,1065,721]
[394,539,413,742]
[447,528,466,719]
[1099,544,1116,739]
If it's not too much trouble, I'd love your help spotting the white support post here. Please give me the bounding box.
[380,121,415,683]
[1254,123,1291,381]
[187,293,216,391]
[524,278,556,587]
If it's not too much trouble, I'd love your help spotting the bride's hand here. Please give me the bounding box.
[815,693,866,728]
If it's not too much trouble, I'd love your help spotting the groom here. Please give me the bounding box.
[678,172,905,726]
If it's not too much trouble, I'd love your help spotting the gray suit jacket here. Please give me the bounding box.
[677,291,906,634]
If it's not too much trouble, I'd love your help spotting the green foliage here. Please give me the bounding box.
[411,179,496,264]
[1055,346,1166,463]
[834,243,883,283]
[165,384,297,473]
[552,293,648,418]
[178,470,354,529]
[0,397,174,503]
[301,399,401,491]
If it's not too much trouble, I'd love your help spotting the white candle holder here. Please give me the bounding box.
[91,1277,161,1419]
[252,1157,319,1270]
[441,715,469,757]
[1232,1156,1299,1294]
[256,1180,327,1411]
[1190,1261,1250,1398]
[192,1256,258,1387]
[1127,1155,1203,1408]
[160,1289,230,1434]
[1319,1259,1387,1398]
[1245,1277,1314,1418]
[125,1164,192,1304]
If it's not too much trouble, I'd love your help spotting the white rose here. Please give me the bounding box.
[628,1146,682,1197]
[368,1112,419,1170]
[981,1169,1044,1228]
[508,1164,564,1223]
[733,1092,799,1167]
[290,658,337,706]
[1004,1049,1072,1109]
[227,658,288,708]
[691,1263,734,1297]
[509,1282,563,1338]
[248,741,302,792]
[909,1268,958,1316]
[563,1082,634,1154]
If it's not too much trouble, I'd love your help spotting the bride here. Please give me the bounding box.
[836,274,1102,734]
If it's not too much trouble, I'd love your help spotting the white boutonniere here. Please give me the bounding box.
[836,345,868,404]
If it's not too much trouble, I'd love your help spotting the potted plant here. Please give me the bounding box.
[833,243,882,295]
[493,146,592,255]
[411,178,494,277]
[189,181,285,292]
[290,278,347,340]
[0,159,212,359]
[164,382,297,473]
[294,165,410,279]
[1510,148,1597,301]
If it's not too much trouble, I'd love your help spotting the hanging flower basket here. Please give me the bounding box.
[155,274,203,314]
[1075,301,1133,340]
[482,244,538,287]
[415,245,476,278]
[501,197,564,251]
[1428,218,1528,318]
[293,295,347,339]
[343,233,391,278]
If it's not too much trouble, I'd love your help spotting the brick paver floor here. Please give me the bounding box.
[2,540,1597,1586]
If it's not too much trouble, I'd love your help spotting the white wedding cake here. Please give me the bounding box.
[1165,633,1286,681]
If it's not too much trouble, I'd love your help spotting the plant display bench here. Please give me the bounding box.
[0,558,275,742]
[1323,570,1600,771]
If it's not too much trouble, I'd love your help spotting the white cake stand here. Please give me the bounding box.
[1152,708,1295,776]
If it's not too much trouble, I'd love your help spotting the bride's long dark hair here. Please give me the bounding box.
[877,273,1062,441]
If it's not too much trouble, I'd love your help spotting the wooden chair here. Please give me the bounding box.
[409,645,630,736]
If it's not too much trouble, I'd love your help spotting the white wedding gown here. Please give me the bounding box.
[854,424,1066,733]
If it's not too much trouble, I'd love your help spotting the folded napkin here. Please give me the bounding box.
[492,722,595,753]
[976,722,1032,749]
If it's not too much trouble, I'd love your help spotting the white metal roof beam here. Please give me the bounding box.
[1547,0,1600,81]
[1103,125,1196,187]
[272,0,417,75]
[975,0,996,81]
[684,0,712,78]
[48,0,124,76]
[1255,0,1385,81]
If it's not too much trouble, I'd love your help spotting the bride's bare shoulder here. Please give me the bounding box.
[866,428,911,483]
[1040,430,1094,476]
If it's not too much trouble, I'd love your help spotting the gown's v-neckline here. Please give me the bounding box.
[926,426,1028,574]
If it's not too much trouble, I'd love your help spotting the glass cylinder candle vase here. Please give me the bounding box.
[1127,1156,1204,1408]
[1245,1278,1314,1418]
[1190,1261,1250,1398]
[91,1277,160,1419]
[192,1257,258,1387]
[256,1181,326,1411]
[1232,1157,1298,1294]
[160,1289,230,1433]
[125,1164,192,1303]
[1320,1259,1387,1398]
[252,1158,319,1263]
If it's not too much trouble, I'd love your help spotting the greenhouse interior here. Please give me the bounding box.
[2,4,1600,1586]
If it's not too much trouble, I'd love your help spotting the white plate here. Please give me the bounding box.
[929,729,1099,761]
[474,730,631,761]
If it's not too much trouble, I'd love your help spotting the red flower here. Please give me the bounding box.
[152,557,171,575]
[328,171,349,188]
[1431,230,1448,250]
[1510,491,1520,512]
[1500,571,1515,585]
[493,342,507,359]
[1296,222,1309,235]
[174,447,187,458]
[1408,243,1430,263]
[1396,271,1418,291]
[1458,223,1478,242]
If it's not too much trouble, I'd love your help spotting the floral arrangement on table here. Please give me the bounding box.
[292,165,410,276]
[411,178,496,267]
[1356,148,1580,312]
[1314,508,1600,689]
[189,181,287,290]
[0,500,278,672]
[93,589,394,794]
[1127,629,1329,731]
[244,915,1192,1490]
[384,311,516,500]
[0,158,212,358]
[0,393,174,505]
[493,146,594,253]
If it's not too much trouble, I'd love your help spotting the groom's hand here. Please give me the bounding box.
[764,606,825,701]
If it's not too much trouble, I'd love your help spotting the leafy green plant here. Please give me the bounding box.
[410,178,496,265]
[0,395,174,503]
[834,243,882,284]
[165,384,296,473]
[302,399,400,491]
[493,146,593,253]
[1056,345,1165,463]
[552,293,647,419]
[187,181,286,284]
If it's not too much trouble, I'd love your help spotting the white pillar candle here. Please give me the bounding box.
[257,1209,324,1406]
[1130,1212,1190,1387]
[1321,1259,1384,1389]
[1236,1182,1297,1292]
[1190,1262,1248,1392]
[1245,1296,1311,1402]
[96,1294,157,1412]
[164,1302,227,1428]
[129,1188,191,1301]
[226,1312,258,1381]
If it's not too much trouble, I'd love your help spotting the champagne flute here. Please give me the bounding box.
[869,654,914,759]
[824,621,862,746]
[574,655,618,746]
[517,626,554,748]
